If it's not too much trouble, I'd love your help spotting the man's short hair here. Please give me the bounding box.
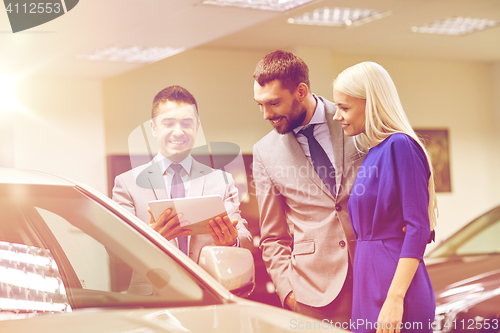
[253,50,310,92]
[151,85,198,120]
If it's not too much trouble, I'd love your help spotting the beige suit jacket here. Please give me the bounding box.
[112,157,252,263]
[253,96,366,307]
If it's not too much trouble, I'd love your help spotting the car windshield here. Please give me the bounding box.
[428,206,500,258]
[0,183,220,317]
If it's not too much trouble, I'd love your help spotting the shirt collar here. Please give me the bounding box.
[293,94,327,134]
[155,153,193,176]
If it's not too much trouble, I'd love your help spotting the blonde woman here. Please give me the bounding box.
[333,62,436,333]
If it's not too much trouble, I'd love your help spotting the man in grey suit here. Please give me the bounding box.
[113,85,252,264]
[252,51,366,324]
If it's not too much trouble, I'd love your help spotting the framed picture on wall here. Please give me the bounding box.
[414,128,451,193]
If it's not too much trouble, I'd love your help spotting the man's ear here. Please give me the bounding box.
[296,82,309,102]
[150,119,157,137]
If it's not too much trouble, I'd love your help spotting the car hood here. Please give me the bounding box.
[426,255,500,314]
[0,301,347,332]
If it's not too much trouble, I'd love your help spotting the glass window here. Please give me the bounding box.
[429,207,500,257]
[455,217,500,255]
[36,208,111,291]
[0,184,220,315]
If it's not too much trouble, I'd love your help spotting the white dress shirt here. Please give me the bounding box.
[155,153,193,197]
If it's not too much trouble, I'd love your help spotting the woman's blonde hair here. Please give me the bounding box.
[333,61,437,231]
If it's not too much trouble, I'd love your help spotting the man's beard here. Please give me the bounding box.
[275,99,307,134]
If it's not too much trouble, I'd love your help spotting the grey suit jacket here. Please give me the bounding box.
[112,157,252,263]
[253,96,366,307]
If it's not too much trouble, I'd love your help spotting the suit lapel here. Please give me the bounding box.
[189,159,207,197]
[134,158,169,200]
[322,97,345,198]
[281,132,335,200]
[142,157,209,199]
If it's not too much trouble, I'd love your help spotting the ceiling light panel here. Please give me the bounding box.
[201,0,315,12]
[288,7,391,27]
[76,46,185,64]
[411,17,499,36]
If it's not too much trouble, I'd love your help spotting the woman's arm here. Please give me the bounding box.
[376,257,420,333]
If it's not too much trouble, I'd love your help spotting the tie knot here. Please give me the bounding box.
[170,163,183,174]
[299,124,315,138]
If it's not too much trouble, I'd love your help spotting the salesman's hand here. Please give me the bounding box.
[207,215,238,246]
[147,207,191,241]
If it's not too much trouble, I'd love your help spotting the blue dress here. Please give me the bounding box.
[348,133,435,333]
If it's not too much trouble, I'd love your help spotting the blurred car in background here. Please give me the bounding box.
[426,205,500,332]
[0,167,347,333]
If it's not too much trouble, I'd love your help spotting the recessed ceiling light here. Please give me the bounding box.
[412,17,499,36]
[287,7,391,27]
[76,46,185,64]
[201,0,315,12]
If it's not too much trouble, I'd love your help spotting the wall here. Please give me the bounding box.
[494,62,500,207]
[103,46,500,245]
[103,48,269,156]
[5,77,107,194]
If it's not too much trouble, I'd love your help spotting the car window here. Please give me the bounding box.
[0,184,220,317]
[36,207,113,291]
[455,217,500,255]
[429,206,500,257]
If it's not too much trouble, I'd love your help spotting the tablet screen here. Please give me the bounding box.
[148,195,226,235]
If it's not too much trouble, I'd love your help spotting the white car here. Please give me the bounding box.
[0,168,347,332]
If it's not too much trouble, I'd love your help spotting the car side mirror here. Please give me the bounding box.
[198,246,255,298]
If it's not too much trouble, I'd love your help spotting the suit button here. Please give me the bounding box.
[335,204,342,211]
[339,240,346,248]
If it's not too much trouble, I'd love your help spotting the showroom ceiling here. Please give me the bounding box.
[0,0,498,79]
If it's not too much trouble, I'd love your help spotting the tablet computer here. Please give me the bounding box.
[148,195,227,235]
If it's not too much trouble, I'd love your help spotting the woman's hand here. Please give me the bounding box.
[376,295,404,333]
[376,257,420,333]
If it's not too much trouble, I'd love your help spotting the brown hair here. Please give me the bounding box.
[253,50,310,92]
[151,85,198,120]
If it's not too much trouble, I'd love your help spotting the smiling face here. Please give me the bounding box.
[150,101,199,163]
[332,89,367,137]
[253,79,307,134]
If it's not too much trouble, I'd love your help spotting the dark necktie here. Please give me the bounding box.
[299,124,336,195]
[170,163,188,255]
